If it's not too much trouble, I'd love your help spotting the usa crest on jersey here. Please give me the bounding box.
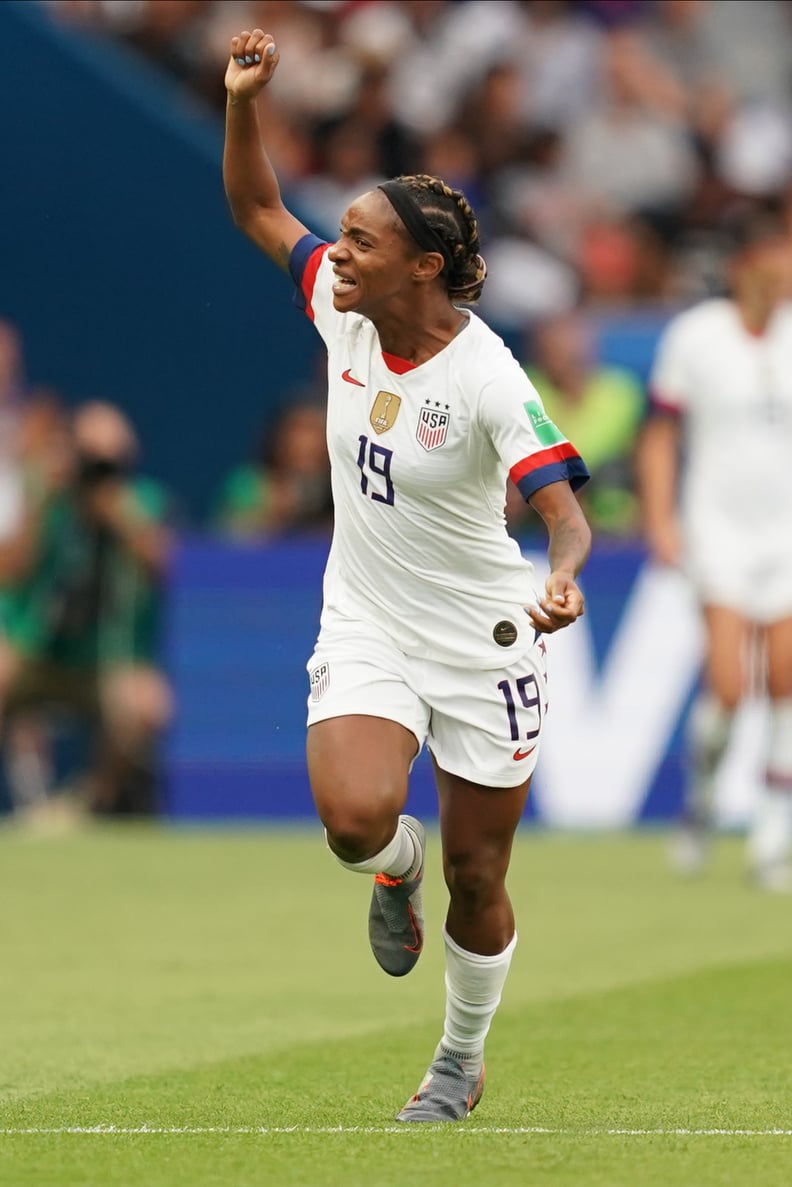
[416,405,450,451]
[309,662,330,701]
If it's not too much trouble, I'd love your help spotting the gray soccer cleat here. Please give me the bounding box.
[395,1055,485,1123]
[368,815,425,977]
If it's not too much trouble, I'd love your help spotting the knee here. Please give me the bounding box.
[320,800,396,863]
[768,669,792,699]
[443,848,506,917]
[0,643,21,710]
[101,667,173,745]
[706,683,742,714]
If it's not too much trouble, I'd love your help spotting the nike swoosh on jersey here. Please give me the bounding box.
[342,368,365,387]
[513,745,536,761]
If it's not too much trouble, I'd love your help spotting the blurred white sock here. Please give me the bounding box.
[748,698,792,885]
[685,695,733,827]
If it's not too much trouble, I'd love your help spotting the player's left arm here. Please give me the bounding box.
[526,480,591,634]
[477,366,590,631]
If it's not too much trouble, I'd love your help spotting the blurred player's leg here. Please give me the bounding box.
[747,616,792,891]
[671,606,749,874]
[671,693,733,873]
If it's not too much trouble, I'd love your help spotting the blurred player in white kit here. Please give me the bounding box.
[639,208,792,890]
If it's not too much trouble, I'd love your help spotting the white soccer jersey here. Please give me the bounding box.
[650,298,792,544]
[290,236,588,669]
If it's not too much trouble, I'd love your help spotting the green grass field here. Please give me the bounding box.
[1,822,791,1187]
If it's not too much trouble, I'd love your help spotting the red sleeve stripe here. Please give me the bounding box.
[647,389,683,419]
[509,441,579,485]
[301,244,330,323]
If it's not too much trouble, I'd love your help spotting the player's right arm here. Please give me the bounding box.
[635,412,683,568]
[223,30,310,271]
[636,314,691,568]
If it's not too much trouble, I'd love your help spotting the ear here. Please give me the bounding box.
[412,251,446,285]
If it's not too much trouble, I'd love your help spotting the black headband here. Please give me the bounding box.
[378,181,453,274]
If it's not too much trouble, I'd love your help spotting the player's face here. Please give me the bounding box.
[328,191,420,319]
[732,238,792,309]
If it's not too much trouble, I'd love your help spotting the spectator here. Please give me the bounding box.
[509,0,606,134]
[294,115,385,242]
[0,389,72,818]
[341,62,420,182]
[0,401,175,818]
[559,28,700,232]
[0,320,27,544]
[520,311,645,538]
[210,398,332,540]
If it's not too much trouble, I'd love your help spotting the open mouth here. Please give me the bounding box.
[332,273,357,295]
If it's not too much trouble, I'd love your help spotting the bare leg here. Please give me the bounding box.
[94,665,173,814]
[307,714,417,861]
[434,760,530,954]
[749,616,792,888]
[673,605,753,872]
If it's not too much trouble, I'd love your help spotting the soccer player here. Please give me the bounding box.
[223,31,591,1122]
[638,210,792,890]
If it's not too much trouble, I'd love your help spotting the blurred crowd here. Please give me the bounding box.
[42,0,792,321]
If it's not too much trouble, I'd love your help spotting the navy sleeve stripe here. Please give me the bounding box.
[289,233,329,313]
[516,457,590,501]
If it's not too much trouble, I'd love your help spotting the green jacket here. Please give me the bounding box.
[1,477,169,669]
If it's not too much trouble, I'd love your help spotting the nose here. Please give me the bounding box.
[328,238,348,262]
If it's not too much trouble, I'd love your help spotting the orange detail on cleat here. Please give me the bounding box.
[374,873,404,888]
[404,902,423,953]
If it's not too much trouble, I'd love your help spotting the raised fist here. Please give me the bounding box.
[225,29,279,100]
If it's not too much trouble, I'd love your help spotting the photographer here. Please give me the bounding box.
[0,401,174,817]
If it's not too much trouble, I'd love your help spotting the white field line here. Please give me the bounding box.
[1,1126,792,1137]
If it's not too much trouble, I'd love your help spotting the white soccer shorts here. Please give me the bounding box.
[685,516,792,622]
[306,609,548,788]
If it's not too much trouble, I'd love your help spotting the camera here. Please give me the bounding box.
[76,454,131,487]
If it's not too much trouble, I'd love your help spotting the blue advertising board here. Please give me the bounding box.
[162,538,767,826]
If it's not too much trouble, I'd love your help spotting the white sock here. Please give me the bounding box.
[330,815,422,878]
[436,926,517,1081]
[748,698,792,871]
[686,695,733,826]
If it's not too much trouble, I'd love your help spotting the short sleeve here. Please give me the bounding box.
[480,366,590,501]
[648,314,695,417]
[289,234,344,346]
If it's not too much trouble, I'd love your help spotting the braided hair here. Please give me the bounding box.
[392,174,488,304]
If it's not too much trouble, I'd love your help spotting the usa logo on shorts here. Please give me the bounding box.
[416,404,450,451]
[309,662,330,701]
